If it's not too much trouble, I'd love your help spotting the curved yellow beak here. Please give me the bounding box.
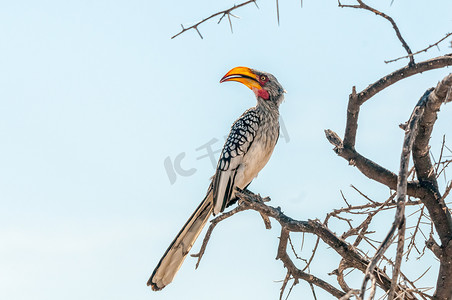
[220,66,262,90]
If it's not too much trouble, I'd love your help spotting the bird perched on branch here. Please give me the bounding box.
[148,67,286,291]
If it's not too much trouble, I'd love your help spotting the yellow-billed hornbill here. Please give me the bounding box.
[148,67,285,291]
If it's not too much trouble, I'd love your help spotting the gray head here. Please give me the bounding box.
[220,66,285,107]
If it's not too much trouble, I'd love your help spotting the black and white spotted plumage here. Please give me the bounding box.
[148,67,285,291]
[212,109,260,213]
[219,110,260,170]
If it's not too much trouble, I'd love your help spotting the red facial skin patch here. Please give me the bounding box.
[252,87,269,100]
[257,88,269,100]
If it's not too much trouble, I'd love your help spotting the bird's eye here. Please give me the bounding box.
[260,75,267,82]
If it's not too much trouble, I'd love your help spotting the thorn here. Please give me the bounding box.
[195,27,203,39]
[227,13,233,33]
[253,0,259,9]
[180,24,184,30]
[276,0,280,26]
[218,12,226,24]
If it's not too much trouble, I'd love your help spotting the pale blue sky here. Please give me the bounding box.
[1,1,451,299]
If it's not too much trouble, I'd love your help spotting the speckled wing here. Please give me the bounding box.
[212,109,260,215]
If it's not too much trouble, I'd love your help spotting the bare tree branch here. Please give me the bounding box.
[325,129,424,199]
[413,79,452,245]
[171,0,258,39]
[361,90,429,299]
[278,228,346,298]
[325,58,452,208]
[413,74,452,300]
[338,0,415,66]
[385,33,452,64]
[190,204,248,268]
[340,55,452,153]
[234,189,417,298]
[389,219,406,300]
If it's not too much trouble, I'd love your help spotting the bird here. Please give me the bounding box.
[148,66,286,291]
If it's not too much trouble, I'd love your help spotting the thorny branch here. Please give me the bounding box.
[385,33,452,64]
[191,187,438,299]
[326,68,452,298]
[170,0,258,39]
[338,0,415,66]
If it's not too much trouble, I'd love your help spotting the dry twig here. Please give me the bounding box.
[171,0,258,39]
[385,33,452,64]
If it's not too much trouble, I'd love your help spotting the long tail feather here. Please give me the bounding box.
[148,191,213,291]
